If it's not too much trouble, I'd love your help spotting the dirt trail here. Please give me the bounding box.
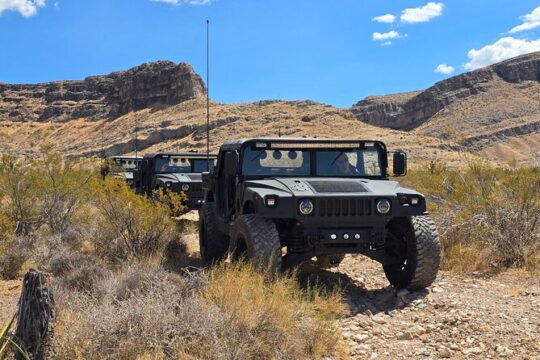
[302,255,540,359]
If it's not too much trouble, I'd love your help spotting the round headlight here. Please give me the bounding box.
[181,183,190,191]
[298,199,314,216]
[376,199,391,215]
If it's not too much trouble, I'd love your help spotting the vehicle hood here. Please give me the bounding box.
[244,177,422,197]
[155,173,202,183]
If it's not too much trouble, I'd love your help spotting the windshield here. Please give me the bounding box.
[154,157,191,173]
[242,148,310,176]
[241,146,383,177]
[154,157,216,173]
[113,158,141,172]
[193,159,216,172]
[316,149,382,176]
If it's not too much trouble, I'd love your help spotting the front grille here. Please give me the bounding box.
[317,198,373,217]
[307,180,367,193]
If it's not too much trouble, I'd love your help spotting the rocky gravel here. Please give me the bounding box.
[301,255,540,359]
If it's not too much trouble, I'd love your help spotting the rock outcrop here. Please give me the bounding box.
[351,51,540,130]
[0,61,206,122]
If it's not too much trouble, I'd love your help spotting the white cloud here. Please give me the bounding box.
[434,64,455,75]
[464,37,540,70]
[372,14,396,24]
[0,0,46,17]
[400,2,444,24]
[151,0,211,5]
[509,6,540,33]
[372,30,406,41]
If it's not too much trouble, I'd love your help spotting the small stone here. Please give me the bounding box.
[432,287,444,293]
[371,314,387,324]
[396,331,414,340]
[463,347,483,355]
[396,289,410,297]
[449,343,459,351]
[438,348,452,358]
[354,334,369,342]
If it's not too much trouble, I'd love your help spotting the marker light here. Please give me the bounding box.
[343,234,350,240]
[354,234,361,240]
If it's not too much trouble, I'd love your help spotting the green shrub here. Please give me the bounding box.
[405,161,540,271]
[92,178,177,264]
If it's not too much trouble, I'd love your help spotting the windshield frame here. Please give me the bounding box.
[238,140,388,180]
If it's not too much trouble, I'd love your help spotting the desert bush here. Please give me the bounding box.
[0,150,95,237]
[53,262,346,360]
[153,187,188,217]
[92,178,177,264]
[45,250,108,291]
[0,236,33,279]
[405,161,540,271]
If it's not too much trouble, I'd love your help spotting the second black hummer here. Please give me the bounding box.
[199,138,441,290]
[135,152,216,210]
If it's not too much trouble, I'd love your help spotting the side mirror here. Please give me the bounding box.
[392,151,407,176]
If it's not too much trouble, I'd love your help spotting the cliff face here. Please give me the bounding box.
[351,51,540,130]
[0,61,206,122]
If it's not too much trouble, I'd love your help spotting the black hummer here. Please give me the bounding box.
[134,152,217,210]
[106,156,143,188]
[199,138,441,290]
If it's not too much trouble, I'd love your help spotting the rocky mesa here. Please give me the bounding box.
[351,51,540,133]
[0,61,206,122]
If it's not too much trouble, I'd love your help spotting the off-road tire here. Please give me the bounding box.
[199,203,229,265]
[383,215,441,290]
[230,215,282,272]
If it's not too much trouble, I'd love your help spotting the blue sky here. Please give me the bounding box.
[1,1,539,107]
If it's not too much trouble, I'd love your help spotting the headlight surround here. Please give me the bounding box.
[298,199,314,216]
[376,198,391,215]
[181,183,190,191]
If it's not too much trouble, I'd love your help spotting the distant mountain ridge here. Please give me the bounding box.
[0,61,206,122]
[351,51,540,132]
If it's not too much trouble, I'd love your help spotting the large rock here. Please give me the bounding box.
[351,51,540,130]
[0,61,206,122]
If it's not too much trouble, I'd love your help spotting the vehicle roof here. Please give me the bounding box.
[219,138,385,151]
[110,156,143,160]
[143,152,218,159]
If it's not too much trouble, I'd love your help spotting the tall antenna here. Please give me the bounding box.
[134,117,138,165]
[206,19,210,171]
[100,123,105,179]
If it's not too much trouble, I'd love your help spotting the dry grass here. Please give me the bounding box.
[53,262,347,360]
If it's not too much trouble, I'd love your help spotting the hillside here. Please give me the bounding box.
[351,52,540,165]
[1,55,540,165]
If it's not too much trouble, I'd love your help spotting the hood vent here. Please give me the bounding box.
[307,180,368,193]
